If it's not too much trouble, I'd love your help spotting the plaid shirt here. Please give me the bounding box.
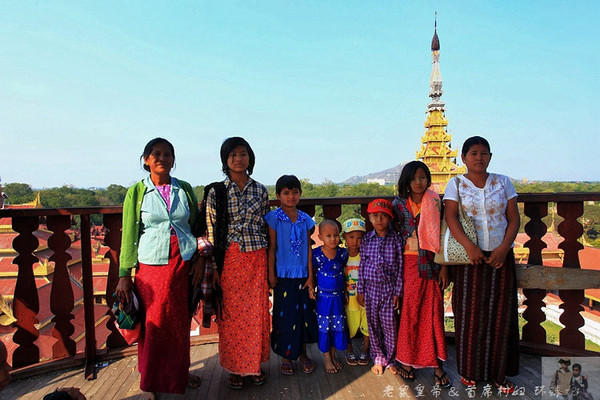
[357,229,403,297]
[206,176,269,253]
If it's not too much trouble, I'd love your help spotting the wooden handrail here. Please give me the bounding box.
[1,191,599,218]
[516,265,600,289]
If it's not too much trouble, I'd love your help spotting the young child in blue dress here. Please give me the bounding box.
[313,219,350,374]
[267,175,318,375]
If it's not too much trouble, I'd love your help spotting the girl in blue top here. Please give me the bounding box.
[267,175,318,375]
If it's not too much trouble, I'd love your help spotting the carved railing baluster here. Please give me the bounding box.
[80,215,97,379]
[522,202,548,344]
[103,213,127,348]
[556,201,585,350]
[47,215,76,357]
[11,216,40,368]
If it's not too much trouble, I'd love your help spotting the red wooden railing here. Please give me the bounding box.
[1,192,599,378]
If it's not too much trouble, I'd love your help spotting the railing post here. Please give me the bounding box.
[47,215,76,358]
[522,201,548,344]
[11,216,40,368]
[103,213,127,348]
[360,204,371,230]
[322,204,341,222]
[556,201,585,350]
[298,204,316,219]
[80,215,97,379]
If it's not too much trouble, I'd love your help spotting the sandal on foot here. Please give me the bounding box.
[397,365,415,382]
[345,352,358,366]
[251,370,267,386]
[228,374,243,390]
[435,372,452,389]
[495,379,515,394]
[300,358,316,374]
[280,361,295,375]
[357,352,369,366]
[461,376,476,387]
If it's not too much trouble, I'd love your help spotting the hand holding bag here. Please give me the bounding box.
[434,178,478,265]
[112,292,142,344]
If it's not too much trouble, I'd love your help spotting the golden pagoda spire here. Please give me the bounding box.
[416,14,465,193]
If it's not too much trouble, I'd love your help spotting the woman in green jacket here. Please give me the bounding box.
[116,138,203,399]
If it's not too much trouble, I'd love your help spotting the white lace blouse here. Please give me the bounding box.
[443,173,517,251]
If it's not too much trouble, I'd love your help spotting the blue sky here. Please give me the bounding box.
[1,1,598,188]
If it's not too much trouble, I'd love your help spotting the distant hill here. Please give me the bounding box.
[343,163,404,185]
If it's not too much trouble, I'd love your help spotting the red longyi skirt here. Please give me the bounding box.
[218,242,270,375]
[135,235,190,394]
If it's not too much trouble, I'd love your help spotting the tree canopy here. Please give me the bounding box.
[1,180,598,246]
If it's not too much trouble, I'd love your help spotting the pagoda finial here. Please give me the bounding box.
[428,13,444,110]
[431,12,440,51]
[416,14,466,193]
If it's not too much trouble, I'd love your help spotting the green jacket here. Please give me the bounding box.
[119,177,200,277]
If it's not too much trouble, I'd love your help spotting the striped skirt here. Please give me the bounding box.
[452,249,520,383]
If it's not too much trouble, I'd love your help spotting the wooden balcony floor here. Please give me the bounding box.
[4,340,542,400]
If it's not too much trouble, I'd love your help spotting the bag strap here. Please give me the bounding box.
[456,177,468,220]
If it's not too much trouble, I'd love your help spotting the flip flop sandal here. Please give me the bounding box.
[345,352,358,366]
[398,365,415,382]
[357,352,369,366]
[461,376,476,387]
[252,370,267,386]
[495,379,515,394]
[228,374,243,390]
[435,372,452,389]
[280,362,295,375]
[300,359,316,374]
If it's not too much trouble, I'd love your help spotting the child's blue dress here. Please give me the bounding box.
[313,246,349,353]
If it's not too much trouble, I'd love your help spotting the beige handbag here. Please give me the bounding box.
[434,179,478,265]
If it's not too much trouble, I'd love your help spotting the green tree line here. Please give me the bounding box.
[2,181,599,246]
[4,180,598,207]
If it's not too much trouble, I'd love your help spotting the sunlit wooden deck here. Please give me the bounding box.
[4,340,542,400]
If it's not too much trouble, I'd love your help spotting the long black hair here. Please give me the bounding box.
[220,137,255,176]
[397,161,431,198]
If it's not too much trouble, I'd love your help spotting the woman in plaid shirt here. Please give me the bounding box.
[206,137,271,390]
